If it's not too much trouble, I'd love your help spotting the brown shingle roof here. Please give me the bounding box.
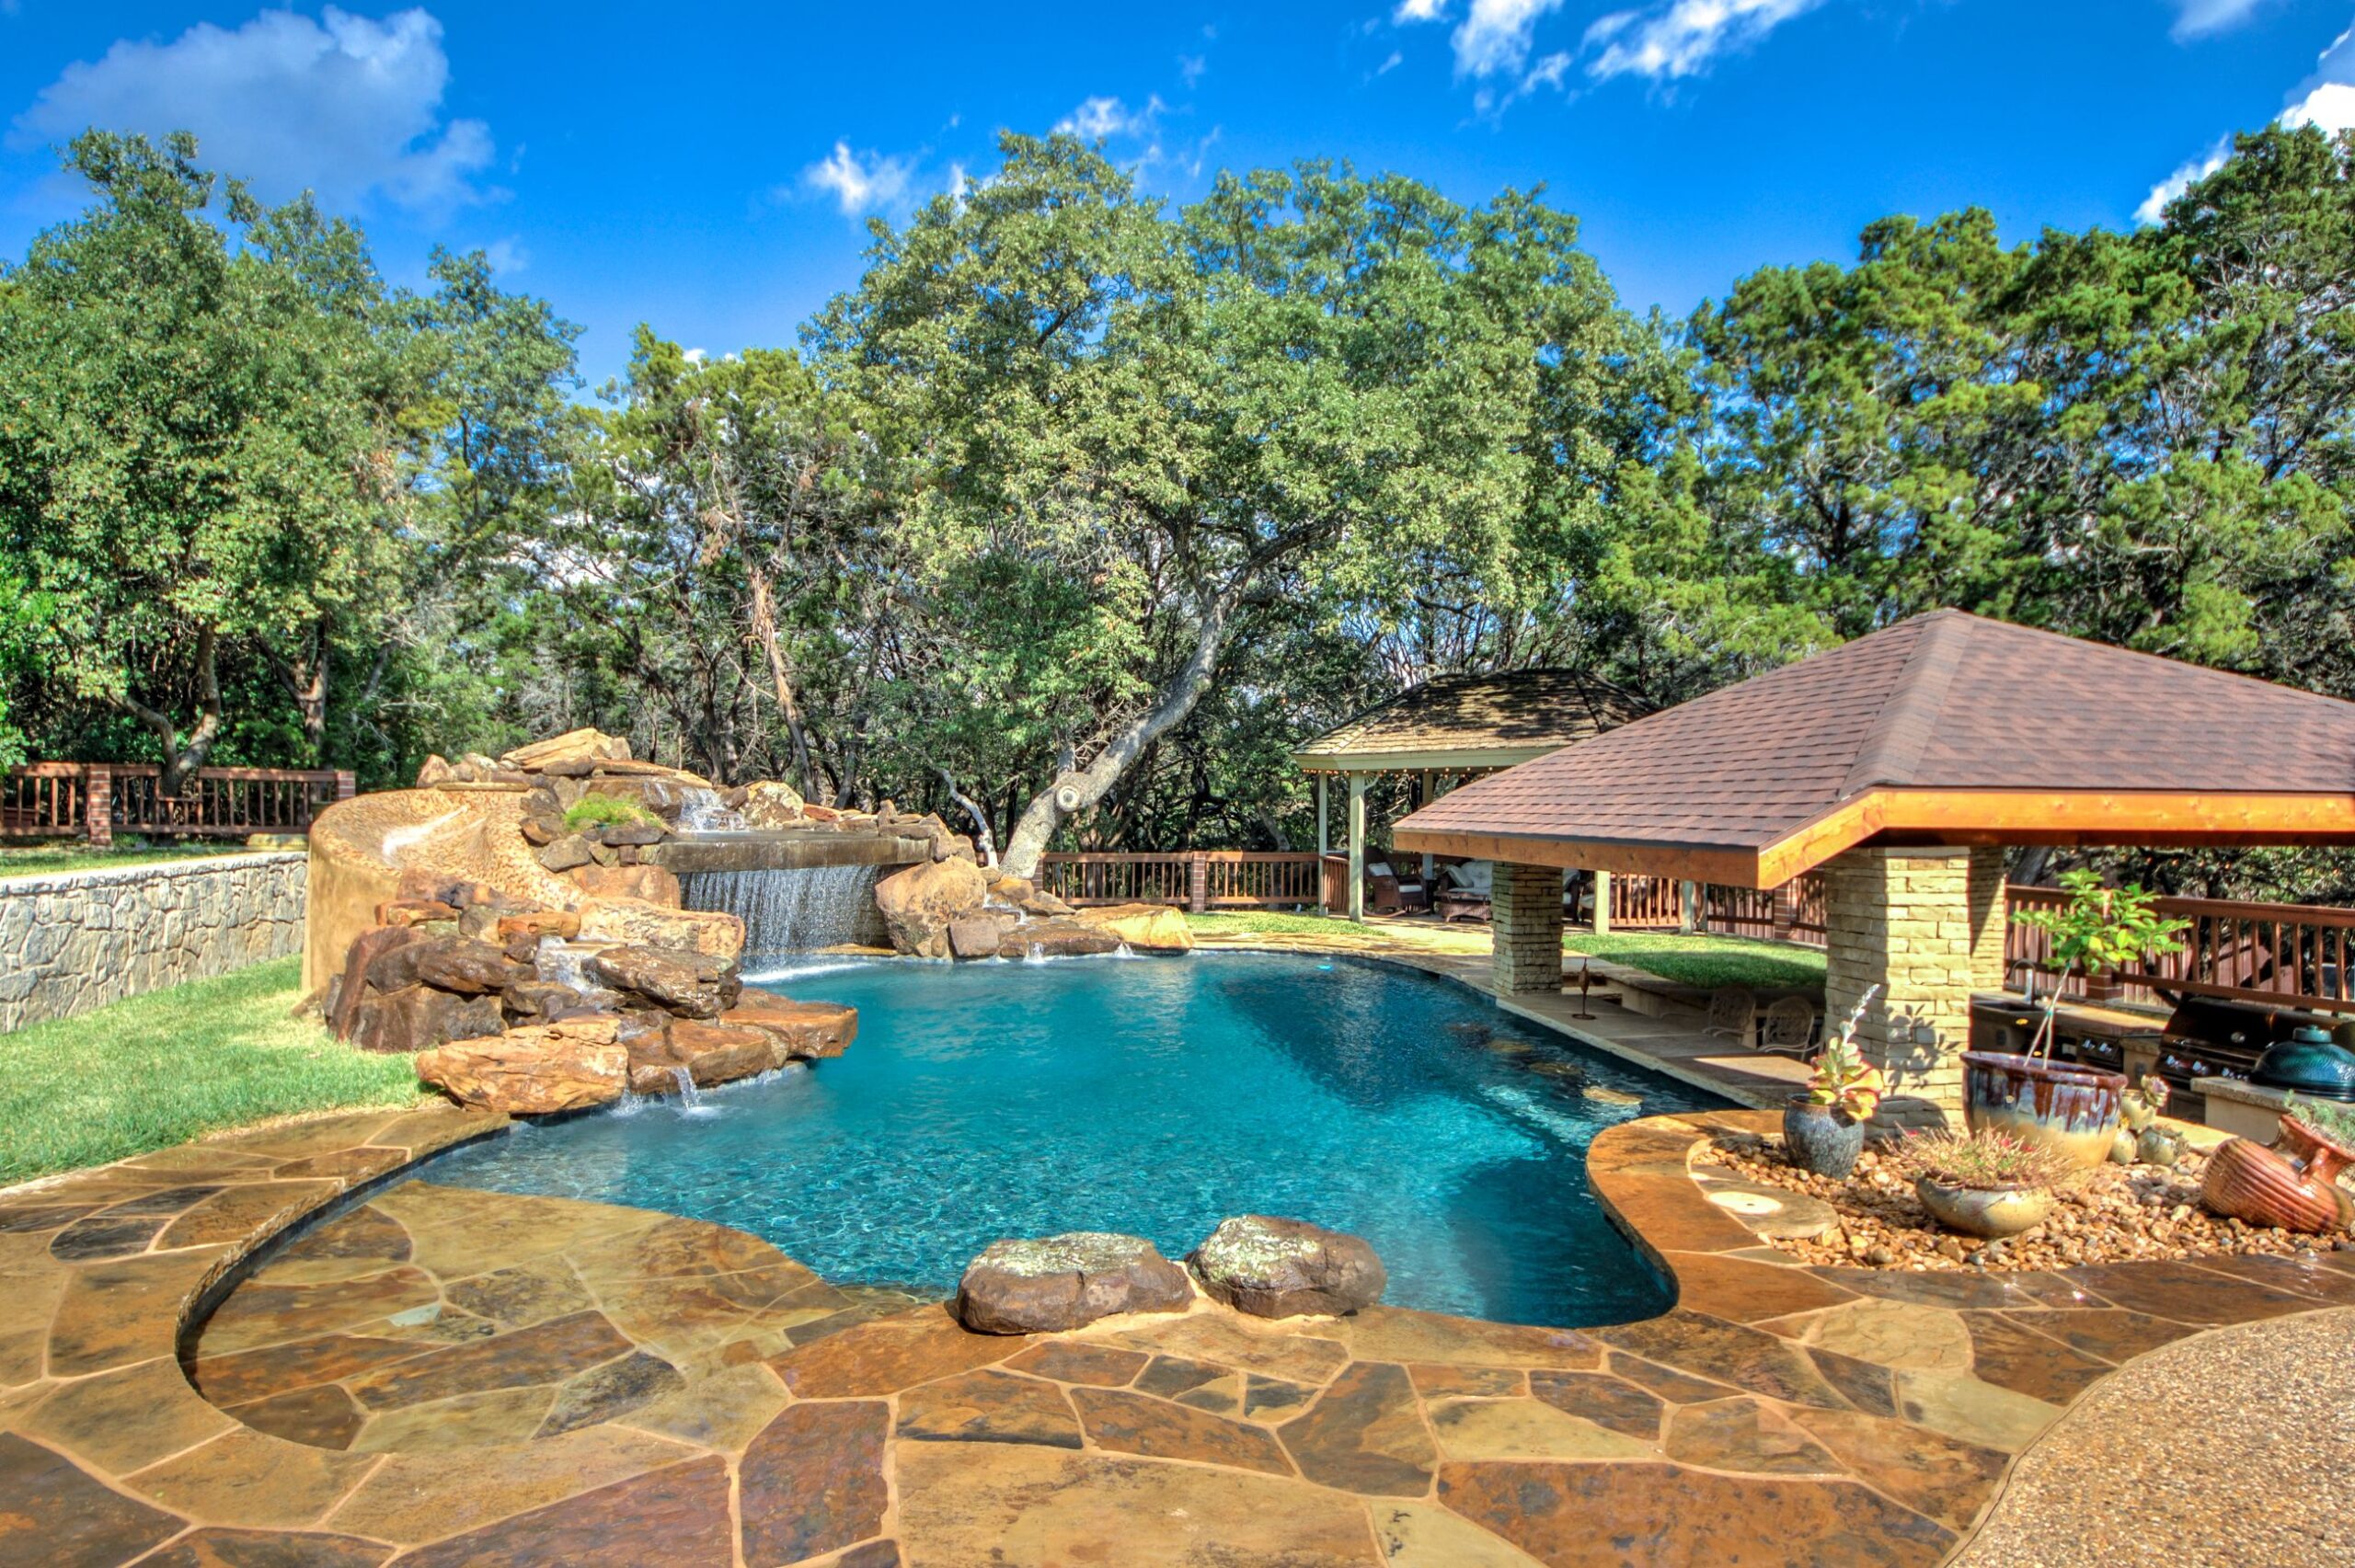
[1396,610,2355,885]
[1295,669,1646,771]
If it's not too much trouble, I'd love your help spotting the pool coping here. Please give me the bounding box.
[4,979,2352,1562]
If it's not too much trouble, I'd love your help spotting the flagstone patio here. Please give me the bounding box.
[2,1101,2350,1565]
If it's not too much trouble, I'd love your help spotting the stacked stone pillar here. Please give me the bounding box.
[1967,845,2008,994]
[1493,862,1566,995]
[1821,845,1974,1127]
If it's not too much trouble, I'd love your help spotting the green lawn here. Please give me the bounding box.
[0,841,260,880]
[1564,931,1826,991]
[1187,910,1370,937]
[0,957,425,1185]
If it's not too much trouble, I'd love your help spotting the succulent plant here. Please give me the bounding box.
[1897,1129,2074,1193]
[2283,1093,2355,1153]
[1805,984,1885,1121]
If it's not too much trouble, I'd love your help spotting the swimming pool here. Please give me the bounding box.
[425,952,1725,1326]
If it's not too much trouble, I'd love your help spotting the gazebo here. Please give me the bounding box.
[1294,670,1644,920]
[1396,610,2355,1124]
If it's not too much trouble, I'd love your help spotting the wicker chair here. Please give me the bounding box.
[1758,996,1820,1059]
[1702,985,1759,1048]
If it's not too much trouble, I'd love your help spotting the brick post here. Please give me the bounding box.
[1771,879,1800,942]
[1188,852,1208,915]
[1821,845,1974,1127]
[83,765,112,848]
[334,770,356,802]
[1967,846,2008,994]
[1493,862,1566,995]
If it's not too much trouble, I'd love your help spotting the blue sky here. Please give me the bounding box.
[3,1,2352,383]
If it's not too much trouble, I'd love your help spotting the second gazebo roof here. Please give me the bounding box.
[1395,610,2355,887]
[1294,669,1646,774]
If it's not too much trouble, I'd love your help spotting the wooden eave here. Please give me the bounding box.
[1395,787,2355,889]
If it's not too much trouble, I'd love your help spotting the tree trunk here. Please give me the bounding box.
[112,624,224,797]
[1000,582,1242,880]
[278,630,330,766]
[938,768,999,867]
[745,557,821,799]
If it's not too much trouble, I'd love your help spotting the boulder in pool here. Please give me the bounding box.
[1189,1216,1385,1318]
[955,1231,1195,1334]
[874,855,990,958]
[589,943,739,1019]
[1074,902,1193,952]
[723,990,857,1062]
[417,1018,627,1115]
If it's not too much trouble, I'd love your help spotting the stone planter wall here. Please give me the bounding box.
[0,853,306,1033]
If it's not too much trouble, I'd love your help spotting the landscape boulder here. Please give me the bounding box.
[722,990,858,1061]
[589,944,737,1019]
[346,985,504,1056]
[740,781,807,829]
[989,876,1072,919]
[569,865,686,908]
[954,1232,1195,1334]
[411,937,534,996]
[537,834,595,874]
[499,728,633,772]
[1189,1216,1385,1318]
[998,919,1121,960]
[576,897,737,959]
[947,916,1006,961]
[502,979,583,1024]
[418,1018,628,1115]
[1074,903,1193,953]
[331,926,429,1037]
[874,856,990,958]
[657,1020,776,1087]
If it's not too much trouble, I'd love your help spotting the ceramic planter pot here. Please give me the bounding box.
[1914,1178,2054,1239]
[1783,1097,1867,1179]
[2203,1114,2355,1234]
[1961,1051,2125,1170]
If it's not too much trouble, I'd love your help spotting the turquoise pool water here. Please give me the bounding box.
[427,953,1723,1326]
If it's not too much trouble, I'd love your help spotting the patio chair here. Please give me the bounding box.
[1364,862,1429,914]
[1758,996,1819,1059]
[1435,860,1493,923]
[1702,985,1759,1049]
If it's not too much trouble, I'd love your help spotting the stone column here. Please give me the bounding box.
[1493,862,1565,995]
[1968,845,2008,995]
[1591,869,1613,935]
[1821,845,1974,1127]
[1346,773,1367,923]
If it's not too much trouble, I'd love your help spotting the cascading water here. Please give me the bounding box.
[675,786,746,833]
[683,864,889,956]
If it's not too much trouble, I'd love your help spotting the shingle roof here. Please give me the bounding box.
[1396,610,2355,884]
[1294,669,1646,771]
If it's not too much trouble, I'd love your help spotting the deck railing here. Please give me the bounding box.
[2005,886,2355,1013]
[1698,875,1827,945]
[1037,851,1327,912]
[1,763,352,846]
[1608,874,1687,930]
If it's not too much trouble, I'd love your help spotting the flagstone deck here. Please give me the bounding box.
[4,1100,2352,1565]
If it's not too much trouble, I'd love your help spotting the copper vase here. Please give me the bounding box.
[2200,1116,2355,1235]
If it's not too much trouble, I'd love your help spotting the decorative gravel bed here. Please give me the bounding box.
[1700,1128,2355,1272]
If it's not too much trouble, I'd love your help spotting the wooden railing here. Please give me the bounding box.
[1699,874,1827,945]
[1,763,352,845]
[2005,886,2355,1014]
[1037,851,1328,912]
[1608,874,1686,930]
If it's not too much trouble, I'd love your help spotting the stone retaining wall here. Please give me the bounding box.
[0,853,306,1032]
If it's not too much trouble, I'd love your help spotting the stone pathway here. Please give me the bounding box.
[5,1102,2353,1564]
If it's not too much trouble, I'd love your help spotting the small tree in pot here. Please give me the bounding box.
[1783,985,1884,1178]
[1965,871,2189,1167]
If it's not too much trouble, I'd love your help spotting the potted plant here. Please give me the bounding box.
[1898,1129,2074,1239]
[1966,870,2188,1167]
[2201,1093,2355,1234]
[1783,985,1884,1178]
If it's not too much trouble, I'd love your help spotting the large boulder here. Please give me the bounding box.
[589,944,737,1019]
[740,781,807,830]
[1074,903,1193,953]
[650,1020,775,1089]
[989,876,1072,919]
[331,925,428,1037]
[499,728,632,771]
[410,937,534,996]
[954,1232,1195,1334]
[997,919,1120,960]
[874,856,990,958]
[947,916,1006,961]
[1189,1216,1385,1319]
[346,985,504,1056]
[723,990,858,1061]
[418,1019,627,1115]
[576,897,740,960]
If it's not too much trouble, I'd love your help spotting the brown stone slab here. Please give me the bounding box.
[1663,1252,1858,1323]
[768,1310,1021,1398]
[441,1258,595,1328]
[197,1266,442,1356]
[613,1360,787,1451]
[892,1444,1377,1567]
[1595,1312,1848,1410]
[896,1369,1083,1449]
[1427,1396,1658,1461]
[261,1207,414,1284]
[191,1333,435,1408]
[1438,1459,1956,1568]
[324,1425,697,1544]
[1242,1373,1317,1419]
[1959,1312,2116,1404]
[1070,1384,1295,1474]
[2062,1261,2318,1325]
[136,1525,394,1568]
[344,1310,635,1411]
[1407,1363,1528,1401]
[1526,1369,1665,1439]
[366,1185,653,1278]
[158,1184,341,1252]
[571,1213,798,1283]
[0,1202,97,1234]
[1594,1173,1762,1254]
[209,1114,408,1160]
[48,1249,227,1377]
[1806,1345,1898,1419]
[130,1428,378,1528]
[1370,1499,1551,1568]
[1337,1308,1600,1371]
[821,1542,902,1568]
[1787,1406,2009,1534]
[1005,1340,1148,1387]
[1991,1308,2194,1365]
[2197,1250,2355,1304]
[0,1432,185,1567]
[226,1384,367,1450]
[102,1184,231,1219]
[1277,1361,1437,1496]
[741,1400,891,1566]
[48,1213,169,1262]
[351,1385,557,1452]
[1812,1266,2094,1311]
[1605,1352,1743,1405]
[536,1350,685,1438]
[1097,1310,1355,1385]
[1664,1396,1844,1475]
[270,1148,408,1185]
[1132,1354,1227,1400]
[392,1455,733,1568]
[19,1355,235,1475]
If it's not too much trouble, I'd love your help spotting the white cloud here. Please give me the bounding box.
[1585,0,1824,82]
[2135,138,2230,223]
[1522,50,1573,91]
[481,235,528,275]
[1394,0,1449,20]
[801,141,913,215]
[1452,0,1564,77]
[1054,94,1165,141]
[1376,49,1407,74]
[1179,53,1208,86]
[2137,22,2355,222]
[2170,0,2273,40]
[11,6,493,212]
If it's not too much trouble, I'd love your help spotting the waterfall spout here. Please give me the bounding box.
[676,787,746,833]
